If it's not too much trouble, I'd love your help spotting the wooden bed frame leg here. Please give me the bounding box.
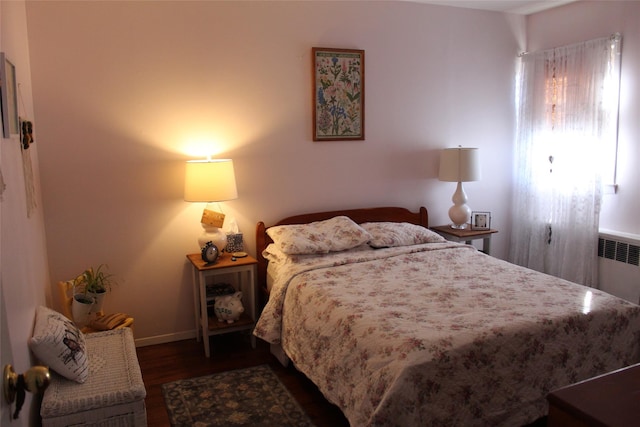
[270,343,290,367]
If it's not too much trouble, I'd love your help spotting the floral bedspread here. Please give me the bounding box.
[253,243,640,426]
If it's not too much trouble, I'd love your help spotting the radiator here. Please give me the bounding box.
[597,229,640,304]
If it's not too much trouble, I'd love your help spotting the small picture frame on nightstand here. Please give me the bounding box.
[471,211,491,230]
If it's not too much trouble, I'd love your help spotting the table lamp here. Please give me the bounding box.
[184,158,238,250]
[438,147,480,229]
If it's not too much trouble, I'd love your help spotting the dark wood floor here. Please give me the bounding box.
[135,332,349,427]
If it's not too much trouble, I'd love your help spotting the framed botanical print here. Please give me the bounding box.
[312,47,364,141]
[1,52,18,138]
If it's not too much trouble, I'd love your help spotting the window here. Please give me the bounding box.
[541,35,622,191]
[510,34,622,286]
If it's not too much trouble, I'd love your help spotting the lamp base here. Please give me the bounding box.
[447,181,472,229]
[197,224,227,251]
[449,223,469,230]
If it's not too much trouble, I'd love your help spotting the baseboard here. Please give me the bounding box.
[134,329,197,347]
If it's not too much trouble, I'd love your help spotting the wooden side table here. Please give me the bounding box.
[186,253,258,358]
[430,224,498,255]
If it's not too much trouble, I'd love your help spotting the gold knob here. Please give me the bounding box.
[3,364,50,419]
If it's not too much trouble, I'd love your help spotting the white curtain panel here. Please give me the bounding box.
[510,34,622,286]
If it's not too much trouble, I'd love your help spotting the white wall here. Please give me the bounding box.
[527,1,640,236]
[25,1,520,344]
[0,0,49,424]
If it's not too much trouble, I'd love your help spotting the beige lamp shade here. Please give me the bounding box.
[438,147,481,182]
[184,159,238,202]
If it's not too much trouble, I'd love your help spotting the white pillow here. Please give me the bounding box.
[262,244,295,263]
[267,216,372,255]
[29,306,89,383]
[361,222,446,248]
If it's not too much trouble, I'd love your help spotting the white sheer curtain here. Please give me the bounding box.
[509,35,621,286]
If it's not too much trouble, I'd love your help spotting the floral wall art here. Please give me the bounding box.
[313,48,364,141]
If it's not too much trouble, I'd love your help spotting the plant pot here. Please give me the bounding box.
[72,294,95,327]
[87,290,106,314]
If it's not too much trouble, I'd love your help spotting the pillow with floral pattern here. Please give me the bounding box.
[267,216,371,255]
[362,222,446,248]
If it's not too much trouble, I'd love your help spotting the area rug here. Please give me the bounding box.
[161,364,315,427]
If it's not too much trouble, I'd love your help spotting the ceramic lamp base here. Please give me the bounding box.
[198,224,227,251]
[447,181,471,228]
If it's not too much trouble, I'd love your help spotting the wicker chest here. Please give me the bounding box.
[40,328,147,426]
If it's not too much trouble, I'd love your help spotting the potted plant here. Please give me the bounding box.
[71,292,95,328]
[72,264,118,315]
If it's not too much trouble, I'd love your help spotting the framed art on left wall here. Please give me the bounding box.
[312,47,364,141]
[0,52,18,138]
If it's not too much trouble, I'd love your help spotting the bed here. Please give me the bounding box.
[253,206,640,426]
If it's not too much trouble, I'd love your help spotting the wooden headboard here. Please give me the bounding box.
[255,206,428,304]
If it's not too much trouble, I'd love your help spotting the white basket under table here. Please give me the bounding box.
[40,328,147,426]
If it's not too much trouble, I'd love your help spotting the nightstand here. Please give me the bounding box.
[186,253,258,358]
[430,224,498,255]
[547,363,640,426]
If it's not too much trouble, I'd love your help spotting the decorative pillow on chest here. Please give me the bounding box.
[29,306,89,383]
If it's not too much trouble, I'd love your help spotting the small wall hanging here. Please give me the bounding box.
[21,118,33,150]
[20,117,37,218]
[312,47,364,141]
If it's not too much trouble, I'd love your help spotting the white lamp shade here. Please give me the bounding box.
[438,148,481,182]
[184,159,238,202]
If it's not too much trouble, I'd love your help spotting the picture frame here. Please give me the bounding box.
[471,211,491,230]
[1,52,18,138]
[312,47,364,141]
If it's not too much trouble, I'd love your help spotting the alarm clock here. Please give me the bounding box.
[201,241,219,264]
